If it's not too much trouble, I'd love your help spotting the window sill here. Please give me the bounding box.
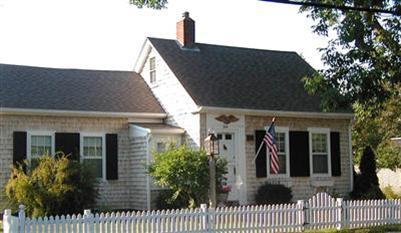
[266,177,292,187]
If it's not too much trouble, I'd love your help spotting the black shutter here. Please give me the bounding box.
[13,131,27,166]
[330,132,341,176]
[55,133,80,160]
[289,131,310,177]
[255,130,267,178]
[106,134,118,180]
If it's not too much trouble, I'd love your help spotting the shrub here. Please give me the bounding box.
[148,144,227,208]
[255,183,293,205]
[155,189,189,210]
[351,146,385,199]
[382,186,401,199]
[6,154,98,217]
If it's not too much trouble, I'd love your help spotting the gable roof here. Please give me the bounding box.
[0,64,164,114]
[148,37,347,113]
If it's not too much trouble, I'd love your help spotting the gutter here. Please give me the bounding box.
[0,107,167,119]
[195,106,354,119]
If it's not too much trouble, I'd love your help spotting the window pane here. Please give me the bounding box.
[150,71,156,83]
[83,137,102,157]
[312,133,327,153]
[149,57,156,70]
[270,153,286,174]
[313,154,328,173]
[31,135,52,157]
[157,142,166,153]
[275,133,285,153]
[83,159,103,178]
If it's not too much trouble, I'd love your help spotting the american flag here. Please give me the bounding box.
[264,120,279,174]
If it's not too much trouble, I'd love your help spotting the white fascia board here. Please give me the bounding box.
[0,107,166,119]
[134,38,152,73]
[196,106,354,119]
[149,128,185,135]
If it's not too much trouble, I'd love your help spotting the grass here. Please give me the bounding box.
[306,224,401,233]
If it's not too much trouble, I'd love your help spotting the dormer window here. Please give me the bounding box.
[149,57,156,83]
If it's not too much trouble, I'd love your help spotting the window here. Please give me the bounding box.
[157,142,166,153]
[309,128,331,175]
[149,57,156,83]
[268,128,289,175]
[82,136,104,178]
[30,134,53,167]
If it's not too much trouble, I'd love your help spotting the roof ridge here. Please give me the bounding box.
[0,63,135,73]
[147,37,299,55]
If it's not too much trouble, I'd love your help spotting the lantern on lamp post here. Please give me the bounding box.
[204,131,219,208]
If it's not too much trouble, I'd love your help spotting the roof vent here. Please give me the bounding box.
[176,12,195,48]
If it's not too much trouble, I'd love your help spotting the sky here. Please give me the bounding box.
[0,0,329,71]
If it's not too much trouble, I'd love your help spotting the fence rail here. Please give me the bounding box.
[3,192,401,233]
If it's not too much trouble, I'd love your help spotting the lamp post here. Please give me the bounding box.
[204,131,219,208]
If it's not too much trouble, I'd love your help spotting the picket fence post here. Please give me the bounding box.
[18,205,25,233]
[200,204,210,233]
[296,200,305,232]
[336,198,344,230]
[84,209,94,233]
[3,209,12,233]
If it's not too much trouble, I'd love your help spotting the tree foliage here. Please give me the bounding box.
[148,144,227,208]
[129,0,168,9]
[6,155,98,217]
[352,86,401,168]
[301,1,401,111]
[351,146,385,199]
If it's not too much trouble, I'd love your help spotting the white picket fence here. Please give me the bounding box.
[3,192,401,233]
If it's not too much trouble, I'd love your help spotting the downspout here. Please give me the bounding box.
[146,132,152,210]
[348,121,354,192]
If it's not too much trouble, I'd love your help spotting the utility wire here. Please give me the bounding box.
[259,0,401,16]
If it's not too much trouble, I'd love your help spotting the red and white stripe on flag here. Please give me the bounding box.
[263,127,279,174]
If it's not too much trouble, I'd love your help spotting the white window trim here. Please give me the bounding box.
[267,126,290,178]
[27,131,55,164]
[308,127,332,177]
[149,57,156,84]
[80,133,106,181]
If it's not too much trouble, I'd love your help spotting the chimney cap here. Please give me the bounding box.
[182,11,189,18]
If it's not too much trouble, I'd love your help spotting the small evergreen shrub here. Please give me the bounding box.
[6,155,98,217]
[255,183,293,205]
[350,146,385,199]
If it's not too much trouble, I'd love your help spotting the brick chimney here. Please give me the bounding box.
[176,12,195,48]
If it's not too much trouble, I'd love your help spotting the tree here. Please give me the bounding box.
[130,0,168,9]
[6,155,98,217]
[301,1,401,111]
[148,144,227,208]
[352,85,401,168]
[351,146,385,199]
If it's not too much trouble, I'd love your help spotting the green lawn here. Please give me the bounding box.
[306,224,401,233]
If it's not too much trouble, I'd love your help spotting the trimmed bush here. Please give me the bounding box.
[351,146,385,199]
[6,155,98,217]
[255,183,293,205]
[148,144,227,208]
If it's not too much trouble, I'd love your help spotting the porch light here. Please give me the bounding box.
[204,131,219,157]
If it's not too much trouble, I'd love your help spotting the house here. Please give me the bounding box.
[0,65,184,210]
[134,12,354,205]
[0,12,354,210]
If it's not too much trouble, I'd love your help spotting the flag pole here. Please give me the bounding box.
[253,117,276,161]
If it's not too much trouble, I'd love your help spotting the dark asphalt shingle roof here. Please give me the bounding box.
[149,37,338,113]
[0,64,164,113]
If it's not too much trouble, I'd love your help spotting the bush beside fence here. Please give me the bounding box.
[3,192,401,233]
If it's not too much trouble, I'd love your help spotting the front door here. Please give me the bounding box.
[217,133,239,201]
